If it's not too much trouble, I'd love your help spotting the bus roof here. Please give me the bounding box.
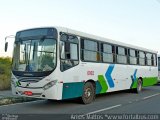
[17,26,158,54]
[59,27,158,54]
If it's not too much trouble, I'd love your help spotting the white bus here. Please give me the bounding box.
[5,27,158,104]
[158,55,160,82]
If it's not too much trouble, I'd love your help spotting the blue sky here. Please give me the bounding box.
[0,0,160,57]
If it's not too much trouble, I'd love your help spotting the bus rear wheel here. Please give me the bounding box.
[81,82,95,104]
[134,79,142,93]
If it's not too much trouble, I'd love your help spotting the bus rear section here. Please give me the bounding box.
[158,56,160,82]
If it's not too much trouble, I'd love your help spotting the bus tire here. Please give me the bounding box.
[134,78,142,93]
[81,82,95,104]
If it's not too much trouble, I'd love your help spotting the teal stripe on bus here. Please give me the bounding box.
[62,81,102,99]
[62,82,84,99]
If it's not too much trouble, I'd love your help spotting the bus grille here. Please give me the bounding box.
[15,76,45,83]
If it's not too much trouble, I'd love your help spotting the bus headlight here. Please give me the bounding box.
[43,80,57,90]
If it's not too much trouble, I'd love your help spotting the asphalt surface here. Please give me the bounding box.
[0,90,14,98]
[0,84,159,115]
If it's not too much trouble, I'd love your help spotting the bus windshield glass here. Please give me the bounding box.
[12,38,57,72]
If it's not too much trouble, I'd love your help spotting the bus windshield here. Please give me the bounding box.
[12,38,57,72]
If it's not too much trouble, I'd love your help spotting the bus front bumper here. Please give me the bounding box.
[12,86,60,100]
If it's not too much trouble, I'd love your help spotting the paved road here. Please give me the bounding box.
[0,85,159,116]
[0,90,14,98]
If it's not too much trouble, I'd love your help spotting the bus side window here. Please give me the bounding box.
[146,53,152,66]
[101,43,114,63]
[152,54,157,66]
[116,46,127,64]
[81,39,98,62]
[139,51,145,65]
[135,50,138,64]
[60,33,79,71]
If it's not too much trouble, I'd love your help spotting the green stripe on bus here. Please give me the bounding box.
[142,77,158,87]
[131,78,138,88]
[131,77,158,88]
[98,75,108,93]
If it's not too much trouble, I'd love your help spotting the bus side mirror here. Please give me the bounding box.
[4,35,15,52]
[5,42,8,52]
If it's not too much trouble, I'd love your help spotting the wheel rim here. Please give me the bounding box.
[82,83,95,104]
[84,87,92,99]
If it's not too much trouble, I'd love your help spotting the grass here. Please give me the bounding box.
[0,57,12,90]
[0,97,38,106]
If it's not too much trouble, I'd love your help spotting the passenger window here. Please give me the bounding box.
[116,47,127,64]
[129,49,137,65]
[60,33,79,71]
[152,54,157,66]
[146,53,152,66]
[139,51,145,65]
[101,43,114,63]
[81,39,99,62]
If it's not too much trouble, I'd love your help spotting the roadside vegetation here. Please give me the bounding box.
[0,57,12,90]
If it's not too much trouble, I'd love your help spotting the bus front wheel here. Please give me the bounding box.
[81,82,95,104]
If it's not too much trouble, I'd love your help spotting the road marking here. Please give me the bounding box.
[86,104,122,115]
[86,93,160,115]
[142,93,160,100]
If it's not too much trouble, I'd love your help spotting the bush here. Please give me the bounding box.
[0,67,5,74]
[0,57,12,90]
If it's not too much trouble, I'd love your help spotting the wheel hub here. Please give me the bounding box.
[138,81,142,91]
[85,88,91,98]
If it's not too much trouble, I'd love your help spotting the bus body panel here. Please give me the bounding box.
[60,62,158,99]
[158,56,160,82]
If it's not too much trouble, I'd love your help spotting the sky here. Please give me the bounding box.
[0,0,160,57]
